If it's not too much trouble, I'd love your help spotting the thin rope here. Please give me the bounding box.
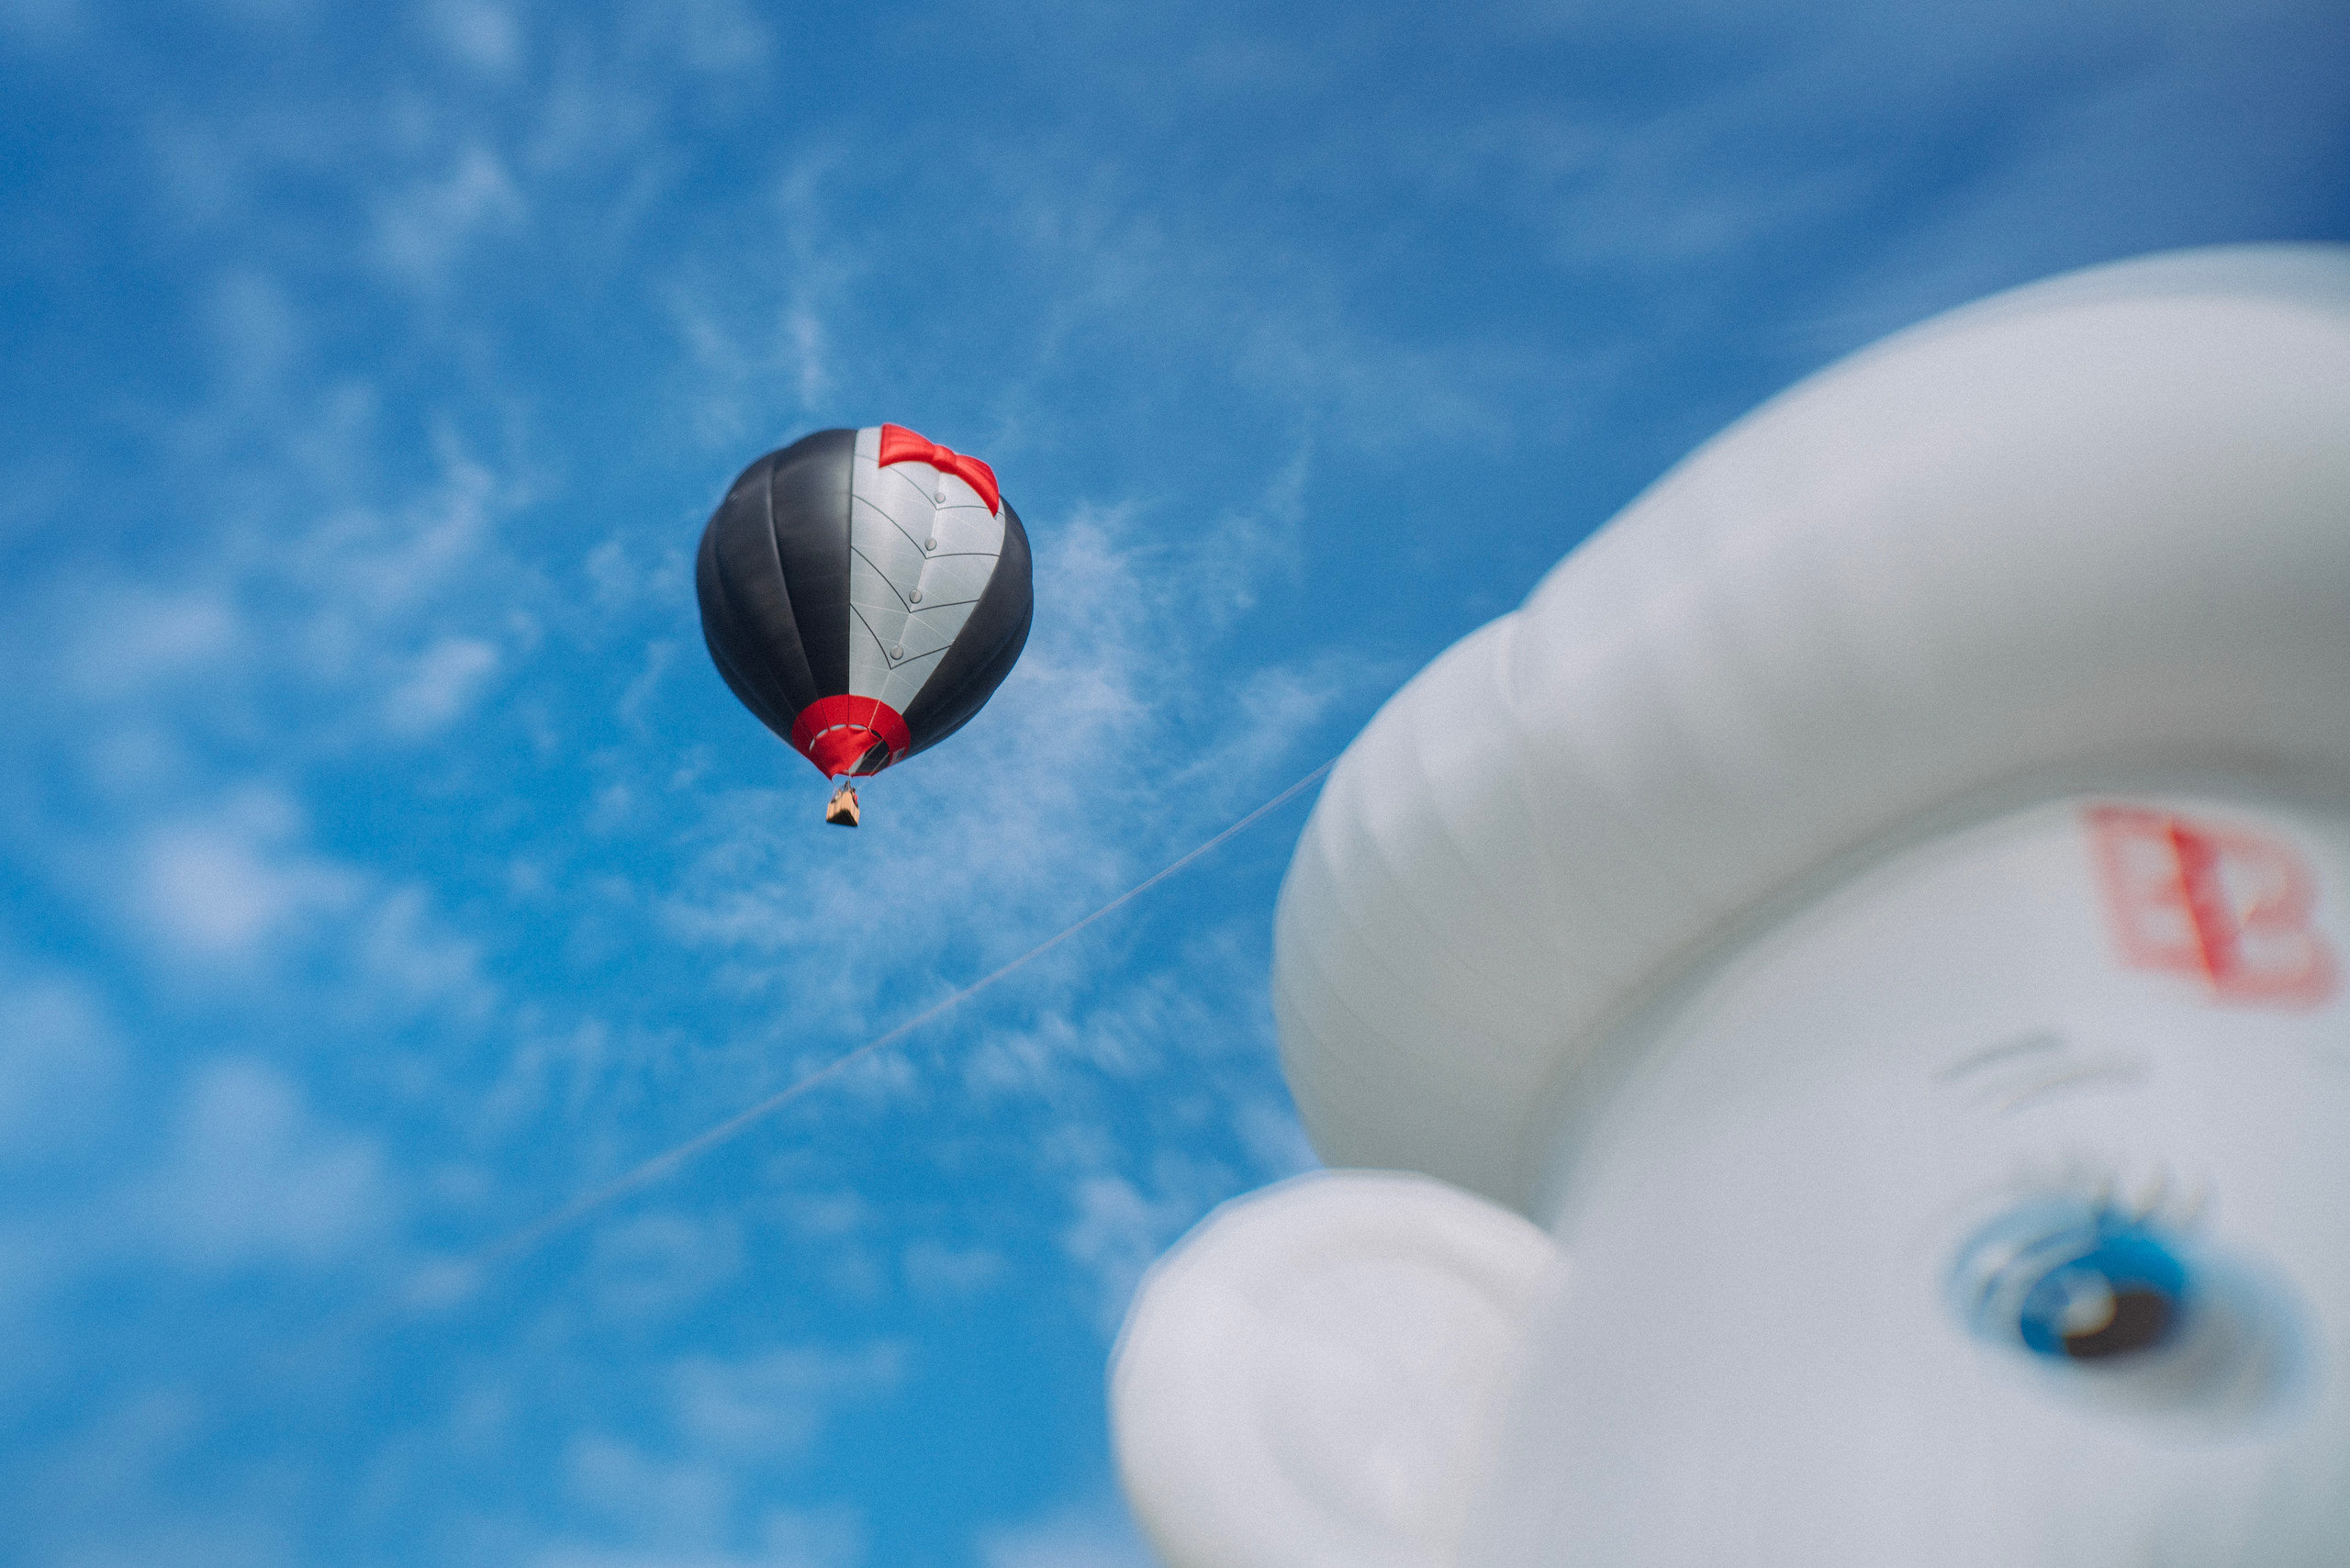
[471,756,1338,1270]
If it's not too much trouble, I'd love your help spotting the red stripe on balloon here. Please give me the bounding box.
[789,694,913,778]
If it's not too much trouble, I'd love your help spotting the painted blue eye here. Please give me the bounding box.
[1953,1204,2191,1363]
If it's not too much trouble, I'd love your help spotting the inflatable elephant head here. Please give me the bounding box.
[1111,246,2350,1568]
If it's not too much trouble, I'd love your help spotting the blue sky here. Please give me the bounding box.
[1,1,2344,1562]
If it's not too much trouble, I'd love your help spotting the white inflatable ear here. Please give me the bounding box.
[1109,1170,1560,1568]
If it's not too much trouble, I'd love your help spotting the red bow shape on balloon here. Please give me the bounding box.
[878,424,1002,516]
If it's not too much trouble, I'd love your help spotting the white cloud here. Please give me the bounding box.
[652,147,865,446]
[773,1189,872,1240]
[1163,650,1363,792]
[142,1057,390,1269]
[309,437,504,622]
[901,1238,1005,1295]
[979,1502,1158,1568]
[371,144,528,288]
[532,1505,862,1568]
[130,791,362,963]
[588,1210,744,1321]
[616,638,675,733]
[0,0,79,43]
[586,534,690,613]
[357,883,496,1019]
[89,776,494,1031]
[425,0,522,73]
[0,971,122,1164]
[657,0,770,76]
[981,156,1546,456]
[542,1350,884,1565]
[64,584,242,700]
[522,45,660,175]
[660,274,838,447]
[564,1433,733,1546]
[384,633,502,734]
[669,1341,903,1457]
[750,1508,867,1568]
[206,267,307,401]
[782,305,826,413]
[4,1388,308,1568]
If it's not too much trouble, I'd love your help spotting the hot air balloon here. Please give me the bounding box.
[696,423,1034,825]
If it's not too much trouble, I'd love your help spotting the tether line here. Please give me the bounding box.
[471,756,1337,1270]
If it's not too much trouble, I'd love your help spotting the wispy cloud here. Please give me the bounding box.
[0,968,122,1165]
[373,144,532,289]
[141,1057,393,1269]
[513,1340,890,1566]
[670,1342,903,1456]
[127,790,364,965]
[588,1209,744,1321]
[627,0,771,78]
[655,151,859,447]
[0,0,78,44]
[424,0,524,76]
[385,633,505,734]
[979,1502,1158,1568]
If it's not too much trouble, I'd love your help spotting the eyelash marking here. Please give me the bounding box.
[1934,1029,2151,1117]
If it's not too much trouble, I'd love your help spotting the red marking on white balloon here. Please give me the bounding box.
[2087,805,2337,1008]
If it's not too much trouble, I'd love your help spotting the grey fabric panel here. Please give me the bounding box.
[881,600,966,663]
[697,514,796,739]
[901,500,1034,756]
[875,646,954,712]
[924,491,1009,554]
[699,450,822,730]
[902,549,999,606]
[846,426,1008,710]
[767,429,857,699]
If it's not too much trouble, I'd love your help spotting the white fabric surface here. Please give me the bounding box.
[1271,243,2350,1212]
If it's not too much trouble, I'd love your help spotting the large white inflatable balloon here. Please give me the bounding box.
[1111,244,2350,1568]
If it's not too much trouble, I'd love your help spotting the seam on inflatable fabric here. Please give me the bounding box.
[1316,740,1488,1049]
[1279,886,1417,1122]
[851,488,933,562]
[845,602,895,671]
[1305,622,1565,1154]
[1316,816,1529,1094]
[1490,611,1586,977]
[704,514,789,727]
[847,542,915,612]
[1416,625,1548,992]
[1277,913,1483,1188]
[1550,594,1721,914]
[1366,711,1508,1014]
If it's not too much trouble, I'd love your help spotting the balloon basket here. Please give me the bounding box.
[824,781,861,828]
